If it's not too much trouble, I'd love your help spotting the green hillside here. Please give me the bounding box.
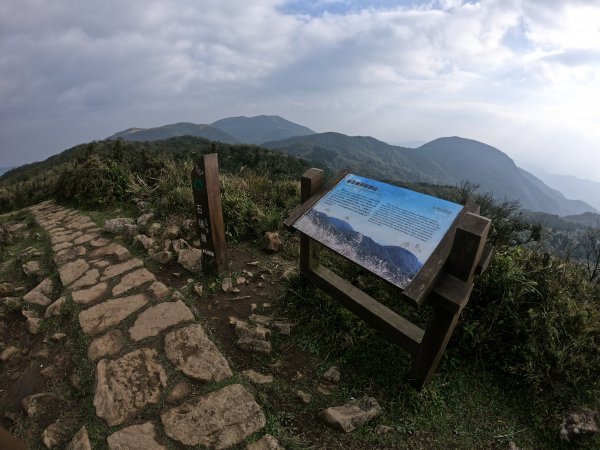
[210,114,315,144]
[106,122,238,144]
[264,134,595,216]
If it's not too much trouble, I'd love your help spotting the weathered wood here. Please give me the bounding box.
[403,203,480,307]
[299,169,324,271]
[445,212,491,282]
[408,305,460,390]
[283,169,349,229]
[429,273,473,314]
[475,244,494,276]
[307,264,424,355]
[190,153,227,274]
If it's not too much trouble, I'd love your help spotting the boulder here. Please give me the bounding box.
[164,224,181,239]
[134,234,154,251]
[172,239,190,253]
[161,384,265,448]
[320,397,382,433]
[178,248,202,272]
[148,223,162,237]
[262,232,282,253]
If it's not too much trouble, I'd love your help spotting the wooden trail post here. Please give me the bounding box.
[190,153,227,274]
[285,168,493,390]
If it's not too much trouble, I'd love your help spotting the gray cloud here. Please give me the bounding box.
[1,0,599,181]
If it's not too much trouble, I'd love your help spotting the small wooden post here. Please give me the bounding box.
[191,153,227,274]
[299,168,324,273]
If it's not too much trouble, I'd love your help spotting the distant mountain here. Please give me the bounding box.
[523,165,600,212]
[0,166,15,176]
[211,115,315,144]
[106,122,238,144]
[264,134,595,216]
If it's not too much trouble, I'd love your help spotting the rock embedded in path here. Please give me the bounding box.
[246,434,284,450]
[91,243,130,261]
[320,397,382,433]
[72,282,108,306]
[79,294,148,335]
[88,329,125,361]
[129,300,194,341]
[112,268,156,296]
[164,323,232,382]
[65,426,91,450]
[58,259,89,286]
[100,258,143,281]
[94,348,167,426]
[54,246,87,266]
[70,269,100,290]
[107,421,167,450]
[32,277,55,296]
[166,381,192,403]
[161,384,266,448]
[559,408,599,442]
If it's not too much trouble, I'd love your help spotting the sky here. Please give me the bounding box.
[1,0,599,181]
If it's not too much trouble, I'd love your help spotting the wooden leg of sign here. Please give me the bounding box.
[300,169,324,272]
[408,304,460,390]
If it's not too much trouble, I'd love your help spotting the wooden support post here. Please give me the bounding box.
[299,169,324,272]
[409,211,491,389]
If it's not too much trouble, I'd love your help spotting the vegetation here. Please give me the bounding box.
[1,136,599,448]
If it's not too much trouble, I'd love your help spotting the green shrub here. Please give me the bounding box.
[457,247,600,401]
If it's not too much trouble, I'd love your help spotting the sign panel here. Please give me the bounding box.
[191,154,227,274]
[292,174,463,289]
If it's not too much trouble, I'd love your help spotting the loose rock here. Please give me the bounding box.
[103,218,136,235]
[222,277,233,293]
[172,238,190,253]
[134,234,154,251]
[44,297,66,318]
[150,250,172,264]
[161,384,266,448]
[320,397,382,433]
[147,281,170,302]
[178,248,202,272]
[246,435,284,450]
[25,317,41,335]
[65,426,91,450]
[242,369,273,384]
[322,366,341,384]
[297,390,312,404]
[560,408,599,442]
[94,348,167,426]
[166,381,192,403]
[23,290,52,306]
[137,213,155,228]
[0,346,21,362]
[22,393,60,420]
[262,232,282,253]
[164,323,233,382]
[42,418,77,449]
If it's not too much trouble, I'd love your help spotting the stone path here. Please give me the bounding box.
[29,201,268,449]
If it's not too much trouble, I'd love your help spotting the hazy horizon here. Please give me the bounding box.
[1,1,599,183]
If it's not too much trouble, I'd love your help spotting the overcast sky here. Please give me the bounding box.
[1,0,599,181]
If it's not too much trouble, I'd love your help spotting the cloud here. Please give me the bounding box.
[0,0,599,181]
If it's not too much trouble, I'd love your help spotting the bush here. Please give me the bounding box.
[457,246,600,401]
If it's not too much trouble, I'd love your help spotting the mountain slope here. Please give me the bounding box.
[211,115,315,144]
[264,134,595,216]
[106,122,238,144]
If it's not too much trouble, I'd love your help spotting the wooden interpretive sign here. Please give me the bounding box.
[284,169,493,389]
[190,153,227,274]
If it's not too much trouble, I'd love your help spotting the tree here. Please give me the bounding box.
[577,227,600,282]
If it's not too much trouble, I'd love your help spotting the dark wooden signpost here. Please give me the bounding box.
[191,153,227,275]
[284,168,493,389]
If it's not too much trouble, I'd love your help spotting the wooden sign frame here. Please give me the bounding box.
[191,153,227,274]
[284,168,493,389]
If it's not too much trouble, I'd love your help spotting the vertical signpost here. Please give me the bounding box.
[191,153,227,274]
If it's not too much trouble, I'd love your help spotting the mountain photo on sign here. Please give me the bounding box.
[293,174,463,289]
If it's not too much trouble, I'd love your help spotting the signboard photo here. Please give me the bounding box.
[292,174,463,289]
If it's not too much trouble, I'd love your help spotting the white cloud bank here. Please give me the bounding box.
[1,0,599,181]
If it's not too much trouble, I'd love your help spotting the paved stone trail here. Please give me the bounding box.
[29,201,268,449]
